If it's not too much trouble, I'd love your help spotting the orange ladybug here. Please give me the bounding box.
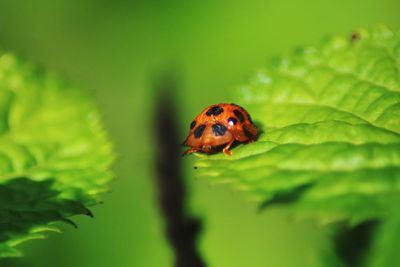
[183,103,258,156]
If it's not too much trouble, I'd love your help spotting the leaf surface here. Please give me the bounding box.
[0,52,114,257]
[195,25,400,224]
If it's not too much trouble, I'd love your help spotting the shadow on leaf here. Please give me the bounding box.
[258,182,315,211]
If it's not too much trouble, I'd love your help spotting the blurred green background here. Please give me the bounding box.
[0,0,399,266]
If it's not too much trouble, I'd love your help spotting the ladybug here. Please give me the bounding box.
[183,103,258,156]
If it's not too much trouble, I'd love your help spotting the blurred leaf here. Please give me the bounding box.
[194,24,400,224]
[368,207,400,267]
[0,52,114,257]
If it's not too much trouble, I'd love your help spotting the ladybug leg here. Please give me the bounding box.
[222,140,235,156]
[182,147,198,156]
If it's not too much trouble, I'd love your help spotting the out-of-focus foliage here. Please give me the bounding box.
[368,207,400,267]
[195,25,400,225]
[0,52,114,257]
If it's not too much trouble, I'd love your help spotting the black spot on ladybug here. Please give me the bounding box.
[227,117,237,126]
[243,126,253,139]
[190,120,196,129]
[212,123,227,136]
[194,124,206,138]
[233,109,245,123]
[247,113,254,124]
[206,106,224,116]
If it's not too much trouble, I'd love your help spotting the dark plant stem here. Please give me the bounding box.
[154,75,206,267]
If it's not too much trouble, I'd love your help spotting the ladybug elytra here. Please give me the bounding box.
[183,103,258,156]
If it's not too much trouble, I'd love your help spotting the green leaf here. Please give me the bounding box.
[368,207,400,267]
[194,25,400,224]
[0,52,114,257]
